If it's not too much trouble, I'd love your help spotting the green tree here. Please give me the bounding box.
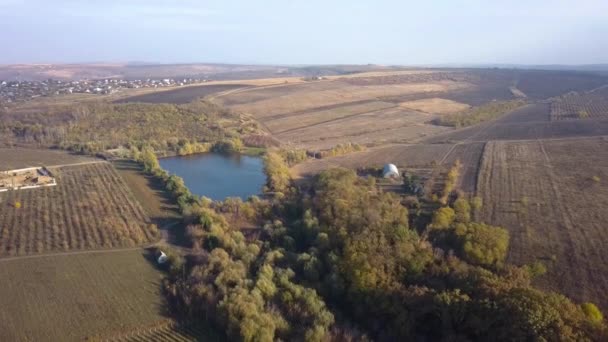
[140,146,159,172]
[455,222,509,266]
[430,207,455,229]
[453,198,471,223]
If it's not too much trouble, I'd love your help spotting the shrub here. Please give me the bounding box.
[582,302,603,323]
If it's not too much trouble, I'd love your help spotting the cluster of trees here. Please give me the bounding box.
[439,160,461,205]
[263,152,292,195]
[163,197,336,341]
[433,100,526,127]
[160,166,607,341]
[279,149,308,166]
[319,142,365,158]
[0,100,248,155]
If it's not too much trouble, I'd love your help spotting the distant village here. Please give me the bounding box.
[0,77,210,103]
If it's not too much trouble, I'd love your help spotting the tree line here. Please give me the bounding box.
[433,100,526,127]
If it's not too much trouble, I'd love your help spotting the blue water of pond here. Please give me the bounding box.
[159,153,265,200]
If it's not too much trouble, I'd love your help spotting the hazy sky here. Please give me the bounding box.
[1,0,607,65]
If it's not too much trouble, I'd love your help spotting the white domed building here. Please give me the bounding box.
[382,164,400,178]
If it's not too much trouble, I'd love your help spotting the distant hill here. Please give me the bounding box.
[0,63,399,81]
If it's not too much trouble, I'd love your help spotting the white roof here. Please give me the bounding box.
[157,251,168,264]
[382,164,399,178]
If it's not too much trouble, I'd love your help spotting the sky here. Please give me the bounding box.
[1,0,607,65]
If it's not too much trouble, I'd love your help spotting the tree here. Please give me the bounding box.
[140,146,159,172]
[453,198,471,223]
[455,222,509,266]
[430,207,455,229]
[471,196,483,211]
[263,152,291,194]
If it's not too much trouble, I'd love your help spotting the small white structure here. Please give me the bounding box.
[382,164,400,178]
[157,251,168,264]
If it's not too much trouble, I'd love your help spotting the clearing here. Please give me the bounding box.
[114,84,249,104]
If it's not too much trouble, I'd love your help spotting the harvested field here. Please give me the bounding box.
[0,162,158,256]
[275,107,449,150]
[423,103,608,143]
[0,147,97,171]
[476,138,608,310]
[216,80,348,106]
[115,84,248,104]
[0,250,166,342]
[516,71,608,100]
[291,144,453,178]
[399,97,470,114]
[229,81,470,118]
[264,101,396,133]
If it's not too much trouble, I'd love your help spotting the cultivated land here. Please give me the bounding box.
[0,162,158,256]
[0,250,166,342]
[551,86,608,121]
[476,138,608,310]
[0,147,97,171]
[114,84,249,104]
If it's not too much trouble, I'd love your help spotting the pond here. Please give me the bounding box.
[159,153,266,201]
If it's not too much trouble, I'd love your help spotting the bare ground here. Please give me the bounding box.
[476,138,608,310]
[0,148,98,171]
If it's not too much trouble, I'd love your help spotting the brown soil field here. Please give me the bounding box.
[0,147,98,171]
[0,250,166,342]
[275,107,449,150]
[515,71,608,99]
[216,80,348,106]
[227,80,471,118]
[115,84,249,104]
[291,144,453,178]
[476,138,608,310]
[423,103,608,143]
[264,101,396,133]
[0,162,159,256]
[399,97,470,114]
